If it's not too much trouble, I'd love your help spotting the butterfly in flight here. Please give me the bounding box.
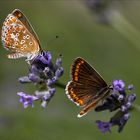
[65,57,113,118]
[1,9,42,61]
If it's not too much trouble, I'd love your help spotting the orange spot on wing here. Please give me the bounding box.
[75,77,78,81]
[12,17,16,22]
[78,100,84,106]
[17,13,22,18]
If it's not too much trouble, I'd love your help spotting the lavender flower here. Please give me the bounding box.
[96,120,112,133]
[113,80,125,92]
[17,51,64,108]
[95,79,136,133]
[17,92,38,108]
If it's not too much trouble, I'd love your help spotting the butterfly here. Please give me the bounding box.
[1,9,42,61]
[65,57,113,118]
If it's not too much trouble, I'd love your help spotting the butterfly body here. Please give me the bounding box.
[1,9,41,61]
[66,57,112,117]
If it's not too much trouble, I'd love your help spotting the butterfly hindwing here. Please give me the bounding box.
[66,81,99,107]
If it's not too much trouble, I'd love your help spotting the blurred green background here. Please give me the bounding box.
[0,0,140,140]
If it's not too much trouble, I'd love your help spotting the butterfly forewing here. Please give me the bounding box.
[12,9,41,47]
[1,9,41,60]
[66,57,111,117]
[71,57,107,87]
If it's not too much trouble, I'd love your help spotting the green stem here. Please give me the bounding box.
[55,81,66,89]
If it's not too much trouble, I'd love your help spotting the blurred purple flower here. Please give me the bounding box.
[85,0,116,24]
[17,51,64,108]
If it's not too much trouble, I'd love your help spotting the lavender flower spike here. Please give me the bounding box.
[17,51,64,108]
[95,79,136,133]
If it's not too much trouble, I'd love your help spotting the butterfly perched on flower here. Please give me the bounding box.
[1,9,42,61]
[65,57,113,118]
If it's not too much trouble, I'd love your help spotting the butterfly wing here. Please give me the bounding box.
[65,57,110,117]
[12,9,41,47]
[1,9,41,60]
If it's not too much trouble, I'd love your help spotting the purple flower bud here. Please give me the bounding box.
[113,80,125,92]
[18,76,31,83]
[117,113,130,132]
[128,94,136,102]
[43,51,52,61]
[29,73,41,83]
[121,105,127,112]
[55,67,64,77]
[46,79,53,86]
[43,67,52,78]
[30,65,39,74]
[123,113,130,120]
[39,51,52,64]
[126,102,131,109]
[128,84,134,90]
[118,95,124,101]
[113,80,125,91]
[96,120,112,134]
[49,88,56,95]
[17,92,38,108]
[52,76,58,83]
[56,56,62,67]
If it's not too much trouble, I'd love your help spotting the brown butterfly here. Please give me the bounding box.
[1,9,42,61]
[65,57,112,117]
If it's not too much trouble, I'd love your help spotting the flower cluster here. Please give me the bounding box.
[95,80,136,133]
[17,51,64,108]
